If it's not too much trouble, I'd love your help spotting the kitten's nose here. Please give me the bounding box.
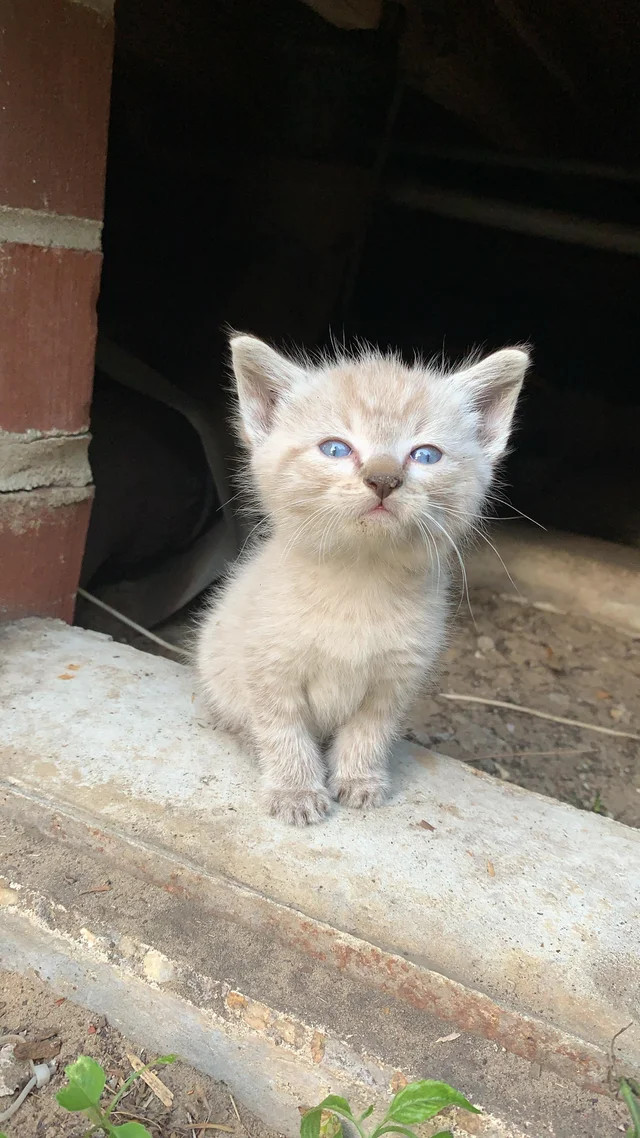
[363,457,404,500]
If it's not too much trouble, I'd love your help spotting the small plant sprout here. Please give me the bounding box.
[54,1052,176,1137]
[301,1079,480,1138]
[621,1078,640,1138]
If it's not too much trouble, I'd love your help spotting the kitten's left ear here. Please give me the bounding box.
[456,348,530,461]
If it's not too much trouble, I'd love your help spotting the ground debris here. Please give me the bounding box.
[13,1037,61,1061]
[127,1052,174,1108]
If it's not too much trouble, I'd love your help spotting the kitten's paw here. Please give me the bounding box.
[330,777,388,809]
[265,787,331,826]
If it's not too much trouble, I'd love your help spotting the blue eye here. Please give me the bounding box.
[410,445,443,465]
[319,439,352,458]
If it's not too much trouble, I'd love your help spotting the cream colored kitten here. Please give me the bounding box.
[196,335,529,824]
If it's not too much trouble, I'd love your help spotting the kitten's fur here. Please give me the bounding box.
[196,335,529,824]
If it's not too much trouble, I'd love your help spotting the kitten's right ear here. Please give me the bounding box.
[230,334,306,446]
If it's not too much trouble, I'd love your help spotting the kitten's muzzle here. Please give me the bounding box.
[362,456,404,501]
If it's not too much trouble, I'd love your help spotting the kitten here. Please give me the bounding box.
[196,334,529,824]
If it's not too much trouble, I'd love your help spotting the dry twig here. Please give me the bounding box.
[439,693,640,741]
[126,1053,174,1108]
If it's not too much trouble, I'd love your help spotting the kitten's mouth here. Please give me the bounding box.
[366,502,393,518]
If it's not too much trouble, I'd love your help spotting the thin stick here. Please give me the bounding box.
[439,693,640,741]
[229,1095,243,1128]
[126,1053,174,1108]
[77,587,187,659]
[178,1126,235,1133]
[477,747,593,760]
[113,1109,162,1127]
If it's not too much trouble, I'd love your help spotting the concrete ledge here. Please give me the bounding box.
[1,620,638,1134]
[467,525,640,633]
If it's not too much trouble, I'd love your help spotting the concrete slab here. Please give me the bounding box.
[1,619,638,1136]
[467,524,640,633]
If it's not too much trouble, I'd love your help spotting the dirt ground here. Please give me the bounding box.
[0,970,283,1138]
[410,586,640,828]
[77,584,640,828]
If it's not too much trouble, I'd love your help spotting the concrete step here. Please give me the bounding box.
[1,619,637,1137]
[467,524,640,633]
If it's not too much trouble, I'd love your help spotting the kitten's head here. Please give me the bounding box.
[230,335,529,559]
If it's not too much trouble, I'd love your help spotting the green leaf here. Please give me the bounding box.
[430,1133,454,1137]
[620,1079,640,1137]
[359,1105,374,1122]
[112,1123,154,1138]
[387,1080,479,1124]
[320,1112,343,1138]
[371,1124,418,1138]
[301,1108,323,1138]
[318,1096,354,1119]
[56,1055,106,1112]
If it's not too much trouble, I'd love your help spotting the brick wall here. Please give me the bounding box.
[0,0,114,621]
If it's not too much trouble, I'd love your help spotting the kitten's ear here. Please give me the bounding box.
[456,348,530,461]
[230,334,306,446]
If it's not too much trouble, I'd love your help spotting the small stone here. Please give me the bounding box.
[0,1045,26,1097]
[476,635,495,653]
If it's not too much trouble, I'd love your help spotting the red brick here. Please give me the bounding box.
[0,243,102,433]
[0,0,113,219]
[0,488,93,622]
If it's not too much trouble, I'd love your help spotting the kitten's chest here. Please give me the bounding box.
[301,573,438,733]
[304,571,429,664]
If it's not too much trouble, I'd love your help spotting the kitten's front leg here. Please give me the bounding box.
[328,686,402,809]
[252,695,330,825]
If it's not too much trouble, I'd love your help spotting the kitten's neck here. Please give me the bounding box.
[270,529,433,578]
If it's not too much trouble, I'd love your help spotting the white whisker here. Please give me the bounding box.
[485,494,546,531]
[434,507,519,595]
[423,510,476,627]
[417,518,441,595]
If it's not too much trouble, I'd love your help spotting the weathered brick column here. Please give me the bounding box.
[0,0,114,621]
